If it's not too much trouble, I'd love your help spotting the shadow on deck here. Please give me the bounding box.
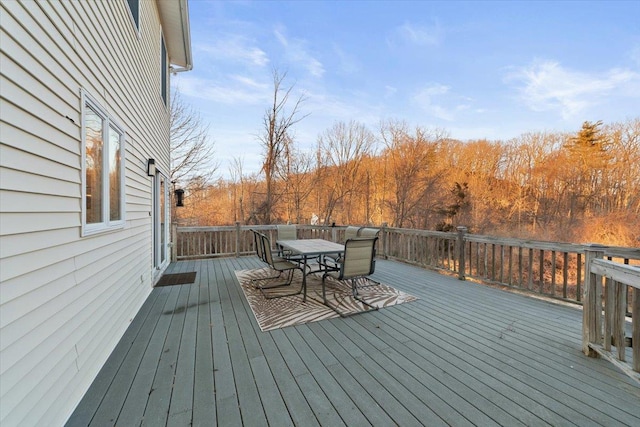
[66,257,640,426]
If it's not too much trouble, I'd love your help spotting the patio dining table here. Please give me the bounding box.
[276,238,344,302]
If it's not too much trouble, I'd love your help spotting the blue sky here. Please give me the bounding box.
[175,0,640,178]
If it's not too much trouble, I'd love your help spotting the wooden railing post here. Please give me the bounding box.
[582,244,607,357]
[381,222,388,259]
[171,223,177,262]
[235,221,241,258]
[457,226,468,280]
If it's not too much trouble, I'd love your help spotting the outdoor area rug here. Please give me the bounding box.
[235,267,418,332]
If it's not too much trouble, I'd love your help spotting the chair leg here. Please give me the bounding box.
[321,273,345,316]
[321,275,377,317]
[351,278,378,313]
[259,268,304,299]
[355,276,381,288]
[257,268,292,289]
[251,269,284,288]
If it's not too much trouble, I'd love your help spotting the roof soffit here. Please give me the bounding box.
[156,0,193,71]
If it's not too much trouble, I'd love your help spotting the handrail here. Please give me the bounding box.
[582,245,640,383]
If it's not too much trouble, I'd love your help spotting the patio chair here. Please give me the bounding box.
[321,237,379,317]
[357,227,380,238]
[255,232,304,299]
[251,229,264,261]
[277,224,297,240]
[276,224,301,259]
[345,225,362,240]
[250,229,281,283]
[323,226,361,268]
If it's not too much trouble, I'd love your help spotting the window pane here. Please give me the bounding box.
[109,126,121,221]
[85,107,103,224]
[127,0,139,29]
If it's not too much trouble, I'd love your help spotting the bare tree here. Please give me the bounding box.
[257,69,308,224]
[229,156,247,223]
[317,120,375,224]
[277,141,315,223]
[170,90,217,188]
[380,120,444,227]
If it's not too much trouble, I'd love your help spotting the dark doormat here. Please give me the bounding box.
[155,272,197,287]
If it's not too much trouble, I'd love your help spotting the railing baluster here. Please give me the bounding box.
[483,243,488,279]
[500,245,505,284]
[563,252,568,299]
[604,275,614,352]
[551,250,557,297]
[507,246,513,286]
[491,244,496,282]
[528,248,534,291]
[518,247,523,288]
[577,253,582,302]
[539,249,545,294]
[633,288,639,372]
[614,281,627,361]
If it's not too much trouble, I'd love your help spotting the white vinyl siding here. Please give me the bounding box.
[0,1,173,426]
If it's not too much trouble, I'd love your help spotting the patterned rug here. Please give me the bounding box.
[235,267,418,332]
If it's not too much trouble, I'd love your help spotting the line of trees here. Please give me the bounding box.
[176,116,639,247]
[172,72,639,246]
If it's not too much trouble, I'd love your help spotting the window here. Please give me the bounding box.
[82,91,126,235]
[161,35,168,105]
[127,0,139,30]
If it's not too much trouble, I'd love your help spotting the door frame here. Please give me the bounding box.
[152,170,170,278]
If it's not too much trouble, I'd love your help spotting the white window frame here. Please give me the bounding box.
[153,171,170,270]
[81,90,126,236]
[161,34,168,106]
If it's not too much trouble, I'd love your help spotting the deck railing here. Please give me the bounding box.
[582,244,640,382]
[172,224,339,260]
[173,223,639,305]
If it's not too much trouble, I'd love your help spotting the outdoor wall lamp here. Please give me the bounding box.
[146,158,156,176]
[174,188,185,207]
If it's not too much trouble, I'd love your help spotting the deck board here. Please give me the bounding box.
[67,257,640,427]
[208,260,243,427]
[188,261,215,427]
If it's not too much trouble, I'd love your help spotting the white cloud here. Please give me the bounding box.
[394,21,442,46]
[177,76,269,105]
[333,44,360,75]
[506,60,640,119]
[274,26,288,47]
[230,75,267,89]
[196,34,269,67]
[274,26,325,78]
[384,85,398,98]
[631,45,640,68]
[412,84,455,121]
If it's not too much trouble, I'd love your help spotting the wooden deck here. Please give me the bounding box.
[66,257,640,427]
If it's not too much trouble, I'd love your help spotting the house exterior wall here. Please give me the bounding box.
[0,1,177,425]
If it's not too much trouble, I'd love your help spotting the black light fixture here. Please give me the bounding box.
[174,188,185,207]
[146,158,156,176]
